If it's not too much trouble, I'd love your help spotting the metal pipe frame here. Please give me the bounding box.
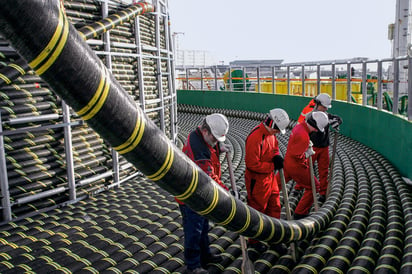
[331,63,336,100]
[316,64,321,96]
[62,101,76,201]
[361,61,367,106]
[346,63,352,103]
[176,57,411,121]
[7,113,60,125]
[301,65,305,97]
[393,59,400,115]
[409,57,412,120]
[0,112,12,221]
[0,0,176,220]
[271,66,275,94]
[377,60,383,110]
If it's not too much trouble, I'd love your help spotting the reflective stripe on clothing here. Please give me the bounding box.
[297,99,316,124]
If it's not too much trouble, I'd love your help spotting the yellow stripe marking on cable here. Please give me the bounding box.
[115,108,145,154]
[36,22,68,75]
[147,143,174,181]
[251,214,264,238]
[82,26,97,38]
[77,64,110,120]
[113,14,123,25]
[17,264,32,271]
[322,266,344,274]
[198,183,219,215]
[29,4,64,69]
[375,264,398,272]
[217,197,236,226]
[105,18,115,29]
[288,224,295,242]
[332,254,351,265]
[309,253,327,264]
[348,266,370,274]
[238,206,251,233]
[8,63,25,74]
[0,74,11,84]
[79,32,86,41]
[175,165,198,201]
[273,265,290,272]
[32,4,69,75]
[263,219,275,242]
[0,261,13,269]
[96,22,106,35]
[120,10,129,21]
[317,243,333,254]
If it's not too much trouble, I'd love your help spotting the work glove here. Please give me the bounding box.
[329,115,343,130]
[273,155,284,170]
[305,141,315,158]
[219,142,231,152]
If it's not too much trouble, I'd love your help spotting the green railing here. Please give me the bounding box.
[177,90,412,180]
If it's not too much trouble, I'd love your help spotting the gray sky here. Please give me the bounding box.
[169,0,396,64]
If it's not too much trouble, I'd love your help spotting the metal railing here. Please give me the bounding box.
[176,57,412,121]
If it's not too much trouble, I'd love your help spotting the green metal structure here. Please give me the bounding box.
[177,89,412,180]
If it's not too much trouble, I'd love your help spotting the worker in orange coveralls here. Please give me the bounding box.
[244,108,290,253]
[297,93,343,202]
[277,111,329,219]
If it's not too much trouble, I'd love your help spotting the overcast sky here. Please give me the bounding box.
[168,0,397,64]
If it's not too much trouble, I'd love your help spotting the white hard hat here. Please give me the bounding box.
[205,113,229,142]
[306,111,329,132]
[315,93,332,109]
[267,108,289,134]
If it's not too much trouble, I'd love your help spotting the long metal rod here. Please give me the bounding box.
[326,130,339,198]
[272,66,276,94]
[242,66,246,91]
[393,59,400,115]
[377,60,383,109]
[154,0,165,132]
[77,171,113,187]
[301,65,305,96]
[0,120,83,137]
[316,64,321,95]
[7,113,60,125]
[287,66,291,95]
[279,169,297,262]
[164,1,178,143]
[346,63,351,102]
[62,101,76,201]
[102,0,120,186]
[331,63,336,100]
[0,112,12,221]
[14,187,67,205]
[226,151,255,274]
[361,61,367,105]
[309,156,319,211]
[408,57,412,120]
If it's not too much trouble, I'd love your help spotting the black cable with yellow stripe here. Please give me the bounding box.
[0,0,336,245]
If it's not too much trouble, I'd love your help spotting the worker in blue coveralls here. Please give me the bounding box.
[175,113,230,274]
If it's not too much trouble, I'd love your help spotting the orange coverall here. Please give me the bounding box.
[276,121,320,215]
[245,123,282,219]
